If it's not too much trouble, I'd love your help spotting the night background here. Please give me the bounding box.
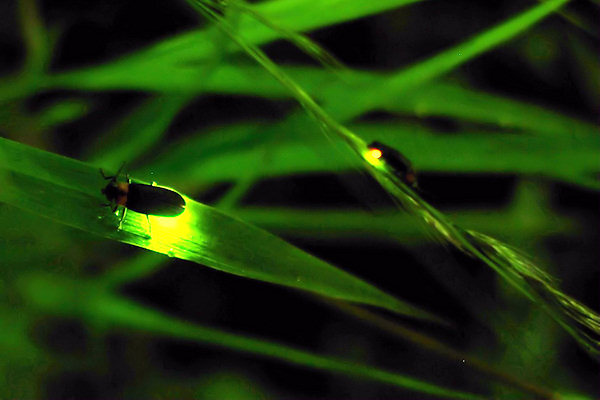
[0,0,598,398]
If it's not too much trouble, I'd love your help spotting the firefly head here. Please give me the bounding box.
[101,180,118,201]
[101,178,129,206]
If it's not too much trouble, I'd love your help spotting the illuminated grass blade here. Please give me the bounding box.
[0,137,440,323]
[19,272,486,400]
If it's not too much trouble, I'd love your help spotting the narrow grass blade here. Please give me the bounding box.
[141,0,424,61]
[186,0,599,358]
[362,153,600,358]
[147,122,600,191]
[225,206,575,244]
[19,273,487,400]
[0,0,423,102]
[48,64,598,141]
[322,0,572,122]
[83,95,190,166]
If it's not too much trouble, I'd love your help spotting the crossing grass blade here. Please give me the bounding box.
[182,0,600,358]
[145,121,600,191]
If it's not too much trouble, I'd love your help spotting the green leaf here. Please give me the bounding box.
[0,137,441,323]
[49,63,597,140]
[18,272,486,400]
[146,122,600,190]
[321,0,572,121]
[83,94,190,166]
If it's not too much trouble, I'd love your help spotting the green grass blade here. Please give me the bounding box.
[83,95,190,166]
[186,0,599,357]
[322,0,572,122]
[225,206,575,245]
[0,0,422,102]
[19,273,487,400]
[140,0,424,61]
[0,137,441,323]
[361,151,600,358]
[35,98,90,130]
[146,122,600,191]
[18,0,51,75]
[48,64,597,140]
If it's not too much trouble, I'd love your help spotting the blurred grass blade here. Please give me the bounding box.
[321,0,572,121]
[223,0,347,72]
[147,122,600,191]
[35,98,90,130]
[0,137,442,323]
[95,245,560,399]
[377,81,597,140]
[224,206,575,245]
[140,0,424,61]
[48,63,597,140]
[19,273,486,400]
[83,94,190,166]
[18,0,50,74]
[0,0,422,102]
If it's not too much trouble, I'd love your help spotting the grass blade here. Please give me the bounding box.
[184,0,599,358]
[322,0,572,122]
[19,272,487,400]
[0,137,441,323]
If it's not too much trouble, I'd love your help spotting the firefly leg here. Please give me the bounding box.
[115,162,126,179]
[101,163,126,181]
[146,214,152,237]
[100,169,114,180]
[118,207,127,230]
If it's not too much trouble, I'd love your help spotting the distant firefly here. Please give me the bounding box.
[367,141,417,187]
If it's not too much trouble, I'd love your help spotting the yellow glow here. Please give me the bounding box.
[138,194,206,259]
[364,148,383,167]
[369,148,383,160]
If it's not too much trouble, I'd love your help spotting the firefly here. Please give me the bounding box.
[101,166,186,233]
[367,141,417,187]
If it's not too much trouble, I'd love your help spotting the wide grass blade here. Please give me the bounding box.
[0,137,441,323]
